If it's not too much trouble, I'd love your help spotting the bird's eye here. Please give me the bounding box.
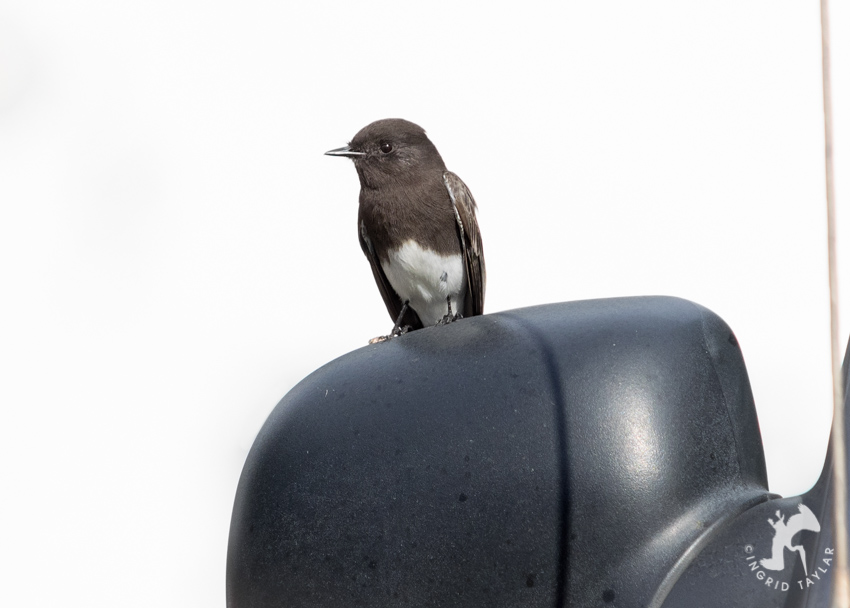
[380,142,393,154]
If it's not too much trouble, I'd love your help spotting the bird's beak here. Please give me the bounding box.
[324,145,365,158]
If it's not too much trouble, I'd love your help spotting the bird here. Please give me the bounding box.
[325,118,485,343]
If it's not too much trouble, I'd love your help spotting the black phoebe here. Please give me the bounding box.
[326,118,485,342]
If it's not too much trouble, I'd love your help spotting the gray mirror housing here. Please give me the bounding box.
[227,297,840,607]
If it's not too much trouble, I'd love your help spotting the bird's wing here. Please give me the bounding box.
[443,171,485,317]
[358,219,423,330]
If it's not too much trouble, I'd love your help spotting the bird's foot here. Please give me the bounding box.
[368,325,410,344]
[436,296,463,325]
[436,312,463,326]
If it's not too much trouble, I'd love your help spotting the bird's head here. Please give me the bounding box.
[325,118,446,189]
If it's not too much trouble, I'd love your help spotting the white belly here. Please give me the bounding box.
[381,240,466,326]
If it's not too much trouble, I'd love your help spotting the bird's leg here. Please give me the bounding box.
[437,296,463,325]
[369,301,411,344]
[390,301,411,337]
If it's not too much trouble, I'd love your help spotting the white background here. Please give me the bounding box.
[1,2,848,606]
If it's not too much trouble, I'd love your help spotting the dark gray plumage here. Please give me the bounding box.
[326,118,485,339]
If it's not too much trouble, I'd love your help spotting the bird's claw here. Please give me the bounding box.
[368,325,410,344]
[436,296,463,325]
[436,313,463,326]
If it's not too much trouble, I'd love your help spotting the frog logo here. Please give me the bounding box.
[759,504,821,575]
